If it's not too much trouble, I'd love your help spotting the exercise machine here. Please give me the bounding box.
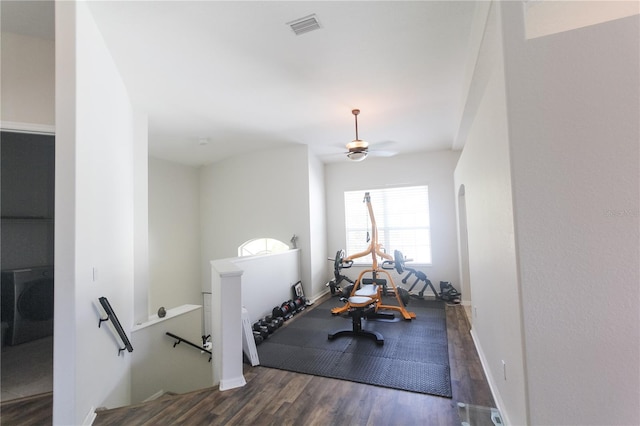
[326,249,355,296]
[401,265,439,299]
[328,192,416,345]
[400,260,461,304]
[333,193,414,319]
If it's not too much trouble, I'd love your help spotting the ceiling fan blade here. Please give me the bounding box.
[370,140,397,149]
[369,149,397,157]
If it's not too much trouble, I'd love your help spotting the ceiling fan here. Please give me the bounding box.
[345,109,396,162]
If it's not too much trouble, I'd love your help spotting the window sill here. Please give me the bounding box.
[132,304,201,332]
[349,262,433,268]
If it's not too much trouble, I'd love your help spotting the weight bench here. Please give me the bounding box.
[327,296,385,345]
[329,252,416,321]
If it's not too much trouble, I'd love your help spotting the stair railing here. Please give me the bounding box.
[98,297,134,356]
[166,332,212,362]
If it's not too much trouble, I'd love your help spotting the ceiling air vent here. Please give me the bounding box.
[287,14,321,36]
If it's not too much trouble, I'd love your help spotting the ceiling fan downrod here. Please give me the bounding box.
[346,108,368,161]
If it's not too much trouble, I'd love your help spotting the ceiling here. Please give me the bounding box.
[3,1,478,166]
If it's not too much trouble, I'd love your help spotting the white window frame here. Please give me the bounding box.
[238,238,289,257]
[344,186,432,265]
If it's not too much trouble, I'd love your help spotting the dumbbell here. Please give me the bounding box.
[293,296,306,312]
[252,322,269,339]
[252,331,264,345]
[280,301,295,319]
[257,319,277,333]
[286,300,297,315]
[263,316,282,330]
[271,306,284,318]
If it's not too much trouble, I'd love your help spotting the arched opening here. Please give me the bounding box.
[238,238,290,257]
[458,184,472,322]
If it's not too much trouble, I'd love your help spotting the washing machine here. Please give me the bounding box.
[1,266,54,346]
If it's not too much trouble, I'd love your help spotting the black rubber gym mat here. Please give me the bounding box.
[256,296,452,398]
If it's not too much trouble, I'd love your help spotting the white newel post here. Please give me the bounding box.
[210,260,247,390]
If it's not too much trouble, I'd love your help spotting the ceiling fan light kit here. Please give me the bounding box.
[347,150,368,162]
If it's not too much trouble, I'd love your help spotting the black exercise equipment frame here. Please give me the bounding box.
[401,268,439,299]
[327,304,385,345]
[326,249,355,296]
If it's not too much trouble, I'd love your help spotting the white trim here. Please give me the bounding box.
[309,288,330,305]
[218,375,247,391]
[470,328,511,426]
[0,121,55,135]
[142,389,166,403]
[131,304,201,332]
[82,406,97,425]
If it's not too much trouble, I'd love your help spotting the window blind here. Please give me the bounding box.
[344,186,431,264]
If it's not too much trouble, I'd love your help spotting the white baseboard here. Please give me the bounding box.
[82,406,97,425]
[219,375,247,391]
[142,389,166,403]
[1,121,55,134]
[470,328,511,426]
[309,288,331,304]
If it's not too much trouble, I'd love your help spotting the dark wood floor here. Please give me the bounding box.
[1,303,494,425]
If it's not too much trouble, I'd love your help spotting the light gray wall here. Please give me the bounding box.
[231,249,301,322]
[55,2,137,423]
[502,5,639,425]
[325,150,461,290]
[133,113,150,324]
[148,157,202,313]
[149,144,328,317]
[455,3,640,425]
[0,32,54,127]
[0,31,57,272]
[454,2,527,424]
[306,151,328,300]
[200,144,324,300]
[130,307,210,403]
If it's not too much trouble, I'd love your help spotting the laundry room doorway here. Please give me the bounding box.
[1,130,55,401]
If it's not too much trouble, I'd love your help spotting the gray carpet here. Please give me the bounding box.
[256,296,452,398]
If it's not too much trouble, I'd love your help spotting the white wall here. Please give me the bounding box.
[200,144,322,300]
[455,3,639,425]
[325,150,461,290]
[454,3,527,424]
[228,249,301,323]
[130,306,210,403]
[148,157,202,313]
[502,4,639,425]
[524,0,639,40]
[0,32,55,127]
[306,152,328,300]
[133,113,150,325]
[55,2,137,423]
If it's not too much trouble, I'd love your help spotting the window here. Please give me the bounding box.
[344,186,431,264]
[238,238,289,257]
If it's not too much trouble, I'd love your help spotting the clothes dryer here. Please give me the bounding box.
[1,266,54,345]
